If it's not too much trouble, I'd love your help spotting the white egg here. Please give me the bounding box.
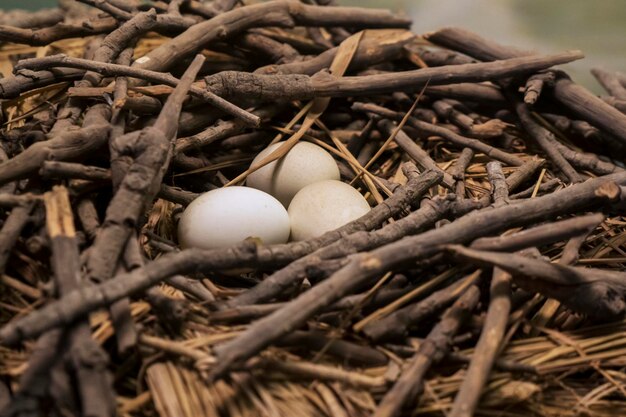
[288,180,371,241]
[246,141,340,206]
[178,187,290,249]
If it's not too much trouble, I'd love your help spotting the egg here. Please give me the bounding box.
[288,180,371,241]
[178,187,290,250]
[246,141,340,206]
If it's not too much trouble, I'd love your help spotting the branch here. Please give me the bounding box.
[203,51,583,101]
[133,0,411,72]
[15,55,259,126]
[425,27,626,145]
[352,102,524,167]
[448,245,626,318]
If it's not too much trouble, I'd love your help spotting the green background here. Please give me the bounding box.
[4,0,625,90]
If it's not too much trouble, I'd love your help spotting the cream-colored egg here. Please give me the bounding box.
[246,141,340,206]
[178,187,290,249]
[288,180,370,241]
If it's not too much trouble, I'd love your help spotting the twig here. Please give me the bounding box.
[0,104,111,187]
[449,245,626,318]
[448,267,512,417]
[361,270,480,342]
[219,168,443,308]
[133,1,411,72]
[352,102,523,167]
[470,213,604,253]
[204,172,624,381]
[592,67,626,100]
[486,161,509,207]
[15,55,259,126]
[378,120,455,188]
[373,286,480,417]
[425,27,626,145]
[449,148,474,197]
[44,186,115,417]
[523,72,555,105]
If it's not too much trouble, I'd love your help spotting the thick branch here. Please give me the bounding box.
[133,1,411,72]
[203,51,583,101]
[425,27,626,145]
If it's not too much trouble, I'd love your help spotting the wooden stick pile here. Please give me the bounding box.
[0,1,626,416]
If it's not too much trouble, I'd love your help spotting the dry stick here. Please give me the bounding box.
[0,201,36,274]
[425,27,626,145]
[93,60,203,346]
[449,148,474,197]
[592,68,626,100]
[361,167,555,342]
[203,51,583,101]
[86,56,205,291]
[237,32,301,65]
[509,178,561,200]
[469,213,604,253]
[82,9,158,87]
[76,198,100,241]
[40,161,111,182]
[548,140,622,176]
[432,99,474,131]
[167,275,215,303]
[132,0,411,73]
[127,237,189,333]
[39,160,200,205]
[174,106,278,154]
[256,29,414,75]
[0,194,41,209]
[424,83,506,105]
[109,244,139,352]
[378,120,455,188]
[257,359,386,389]
[0,104,111,187]
[77,0,200,32]
[205,173,625,380]
[0,16,118,46]
[373,286,480,417]
[213,282,415,324]
[514,100,583,183]
[14,55,259,126]
[448,267,512,417]
[361,270,480,342]
[220,167,443,308]
[352,102,523,167]
[406,44,475,67]
[1,330,65,415]
[0,68,84,99]
[542,112,603,141]
[44,187,115,417]
[523,72,555,105]
[486,161,509,207]
[448,246,626,318]
[78,0,135,19]
[529,229,593,336]
[51,11,155,135]
[2,172,623,348]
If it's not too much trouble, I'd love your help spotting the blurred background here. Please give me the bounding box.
[3,0,625,91]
